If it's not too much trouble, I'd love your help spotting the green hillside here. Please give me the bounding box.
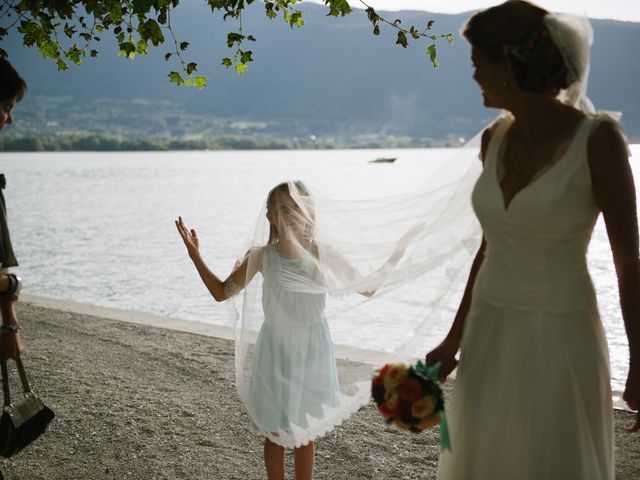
[2,3,639,150]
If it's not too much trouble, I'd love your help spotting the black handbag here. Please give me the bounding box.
[0,357,55,458]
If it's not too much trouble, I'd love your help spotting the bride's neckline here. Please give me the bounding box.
[496,114,588,212]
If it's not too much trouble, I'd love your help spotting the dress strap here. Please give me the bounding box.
[566,112,631,162]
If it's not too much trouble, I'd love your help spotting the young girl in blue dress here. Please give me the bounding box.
[177,180,410,480]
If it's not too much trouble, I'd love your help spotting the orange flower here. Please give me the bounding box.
[383,363,407,390]
[416,413,441,431]
[384,391,399,411]
[411,395,437,419]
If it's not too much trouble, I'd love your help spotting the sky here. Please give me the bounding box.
[307,1,640,23]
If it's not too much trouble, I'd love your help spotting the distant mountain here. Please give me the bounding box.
[3,2,640,148]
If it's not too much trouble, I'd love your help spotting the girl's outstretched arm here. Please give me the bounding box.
[175,216,257,302]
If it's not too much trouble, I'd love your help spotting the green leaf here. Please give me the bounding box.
[186,62,197,75]
[373,24,380,36]
[427,20,434,30]
[235,62,247,75]
[193,75,208,89]
[136,39,148,55]
[221,57,232,68]
[132,0,155,15]
[265,3,278,20]
[426,43,439,68]
[240,50,253,64]
[396,31,408,48]
[109,3,124,23]
[179,41,189,51]
[118,41,136,59]
[326,0,352,17]
[226,32,244,48]
[442,33,454,45]
[284,10,304,28]
[39,39,59,59]
[168,71,183,86]
[63,23,76,39]
[139,19,164,46]
[164,52,172,61]
[365,7,379,23]
[90,49,98,58]
[56,59,69,71]
[66,45,83,64]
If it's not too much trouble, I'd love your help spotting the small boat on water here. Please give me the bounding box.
[368,157,397,164]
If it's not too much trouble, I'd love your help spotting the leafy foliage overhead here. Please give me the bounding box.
[0,0,452,88]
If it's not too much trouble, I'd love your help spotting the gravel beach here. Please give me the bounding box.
[1,298,638,480]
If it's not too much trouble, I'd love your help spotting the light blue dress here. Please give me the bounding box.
[247,244,340,437]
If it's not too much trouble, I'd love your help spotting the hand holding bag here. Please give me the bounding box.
[0,356,55,457]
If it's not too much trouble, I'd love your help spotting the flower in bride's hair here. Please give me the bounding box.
[383,363,407,390]
[411,395,437,419]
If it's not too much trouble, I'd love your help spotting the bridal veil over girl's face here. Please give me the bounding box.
[266,183,313,249]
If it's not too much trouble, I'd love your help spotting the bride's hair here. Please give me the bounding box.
[462,0,570,95]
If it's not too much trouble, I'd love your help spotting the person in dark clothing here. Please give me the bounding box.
[0,57,27,360]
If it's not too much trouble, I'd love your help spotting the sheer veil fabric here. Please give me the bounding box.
[227,9,609,451]
[229,136,484,448]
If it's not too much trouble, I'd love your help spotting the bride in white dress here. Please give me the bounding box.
[426,2,640,478]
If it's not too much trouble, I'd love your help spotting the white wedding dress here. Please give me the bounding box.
[437,112,615,479]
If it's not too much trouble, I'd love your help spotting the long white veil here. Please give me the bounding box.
[229,131,484,448]
[226,7,603,451]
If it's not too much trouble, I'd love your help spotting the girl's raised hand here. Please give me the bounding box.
[175,216,200,258]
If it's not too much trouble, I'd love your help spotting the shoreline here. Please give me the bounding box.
[19,294,396,367]
[2,296,638,479]
[21,294,632,410]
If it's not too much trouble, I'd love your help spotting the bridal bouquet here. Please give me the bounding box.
[371,360,451,451]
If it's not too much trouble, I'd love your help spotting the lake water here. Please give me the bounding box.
[1,146,638,398]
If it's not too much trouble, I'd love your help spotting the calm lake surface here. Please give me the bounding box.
[2,146,638,397]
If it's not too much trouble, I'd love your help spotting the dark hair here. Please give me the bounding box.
[0,57,27,103]
[462,0,570,95]
[266,181,312,245]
